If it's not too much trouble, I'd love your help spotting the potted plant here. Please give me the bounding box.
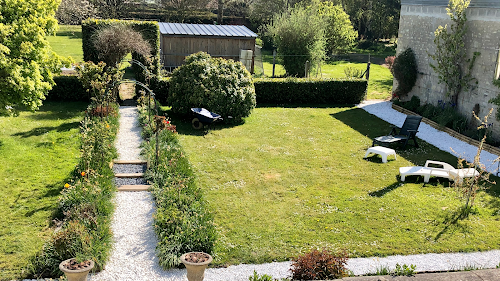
[59,258,94,281]
[180,252,213,281]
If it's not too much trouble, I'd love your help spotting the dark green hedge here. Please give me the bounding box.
[254,78,367,105]
[149,76,170,104]
[81,19,161,76]
[151,77,367,106]
[46,76,89,102]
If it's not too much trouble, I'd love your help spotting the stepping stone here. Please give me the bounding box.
[117,185,151,192]
[115,173,145,178]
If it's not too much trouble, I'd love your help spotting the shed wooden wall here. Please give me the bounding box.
[161,36,255,72]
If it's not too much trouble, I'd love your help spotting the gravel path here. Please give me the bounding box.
[115,106,142,160]
[87,102,500,280]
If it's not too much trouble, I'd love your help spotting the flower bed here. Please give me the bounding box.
[28,104,119,278]
[137,97,216,269]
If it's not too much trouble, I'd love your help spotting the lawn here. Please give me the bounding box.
[0,102,86,280]
[175,107,500,266]
[260,53,393,100]
[46,25,83,62]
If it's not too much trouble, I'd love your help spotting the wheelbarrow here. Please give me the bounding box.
[190,108,223,129]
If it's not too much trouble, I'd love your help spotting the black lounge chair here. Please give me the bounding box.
[372,115,422,149]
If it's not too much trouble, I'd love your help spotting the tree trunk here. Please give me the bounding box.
[217,0,224,24]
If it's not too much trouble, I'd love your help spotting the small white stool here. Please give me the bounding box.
[364,146,397,163]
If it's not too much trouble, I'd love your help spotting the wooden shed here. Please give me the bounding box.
[159,22,258,73]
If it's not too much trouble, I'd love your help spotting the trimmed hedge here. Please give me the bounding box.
[152,78,367,106]
[81,19,161,76]
[46,76,89,102]
[254,78,367,105]
[149,76,170,105]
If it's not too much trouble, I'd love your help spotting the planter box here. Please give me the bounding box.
[391,104,500,156]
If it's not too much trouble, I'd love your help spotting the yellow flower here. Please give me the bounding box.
[64,183,70,188]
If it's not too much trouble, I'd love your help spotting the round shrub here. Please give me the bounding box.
[168,52,256,122]
[392,47,418,99]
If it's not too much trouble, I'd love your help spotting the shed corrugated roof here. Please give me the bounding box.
[401,0,500,8]
[158,22,258,38]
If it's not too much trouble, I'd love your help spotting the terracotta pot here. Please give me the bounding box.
[59,258,94,281]
[180,252,213,281]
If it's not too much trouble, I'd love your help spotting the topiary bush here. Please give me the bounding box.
[391,48,418,99]
[168,52,256,122]
[291,248,349,280]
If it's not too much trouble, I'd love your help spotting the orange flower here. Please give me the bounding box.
[106,124,110,129]
[81,171,86,176]
[64,183,70,188]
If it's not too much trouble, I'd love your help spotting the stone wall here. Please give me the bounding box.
[396,4,500,138]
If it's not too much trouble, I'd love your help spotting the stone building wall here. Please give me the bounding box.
[396,4,500,138]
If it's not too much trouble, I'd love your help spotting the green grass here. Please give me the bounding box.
[0,102,86,280]
[173,107,500,266]
[47,25,83,62]
[260,53,393,100]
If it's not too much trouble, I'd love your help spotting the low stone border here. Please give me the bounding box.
[392,104,500,156]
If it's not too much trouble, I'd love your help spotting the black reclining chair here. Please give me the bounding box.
[372,115,422,149]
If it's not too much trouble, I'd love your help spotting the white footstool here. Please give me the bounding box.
[364,146,397,163]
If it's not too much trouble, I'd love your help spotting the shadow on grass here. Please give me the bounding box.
[162,108,244,136]
[369,182,402,197]
[432,206,475,241]
[55,30,82,39]
[13,122,80,138]
[27,101,86,120]
[330,108,459,166]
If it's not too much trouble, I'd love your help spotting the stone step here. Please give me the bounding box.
[115,173,145,178]
[118,185,151,192]
[113,160,148,165]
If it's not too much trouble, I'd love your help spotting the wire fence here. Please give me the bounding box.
[159,46,374,80]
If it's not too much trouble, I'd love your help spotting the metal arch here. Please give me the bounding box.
[119,58,152,79]
[114,79,155,97]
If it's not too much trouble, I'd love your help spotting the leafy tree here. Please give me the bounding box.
[92,24,152,67]
[56,0,96,25]
[161,0,207,22]
[342,0,400,40]
[319,1,357,54]
[89,0,127,19]
[429,0,479,105]
[250,0,314,25]
[266,1,326,77]
[75,61,123,107]
[0,0,63,114]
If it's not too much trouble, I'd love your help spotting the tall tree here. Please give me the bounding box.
[90,0,127,19]
[56,0,96,25]
[319,1,357,54]
[0,0,62,114]
[266,1,326,77]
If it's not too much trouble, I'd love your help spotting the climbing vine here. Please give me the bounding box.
[489,79,500,120]
[429,0,479,104]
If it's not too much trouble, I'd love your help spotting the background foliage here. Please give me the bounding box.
[0,0,63,114]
